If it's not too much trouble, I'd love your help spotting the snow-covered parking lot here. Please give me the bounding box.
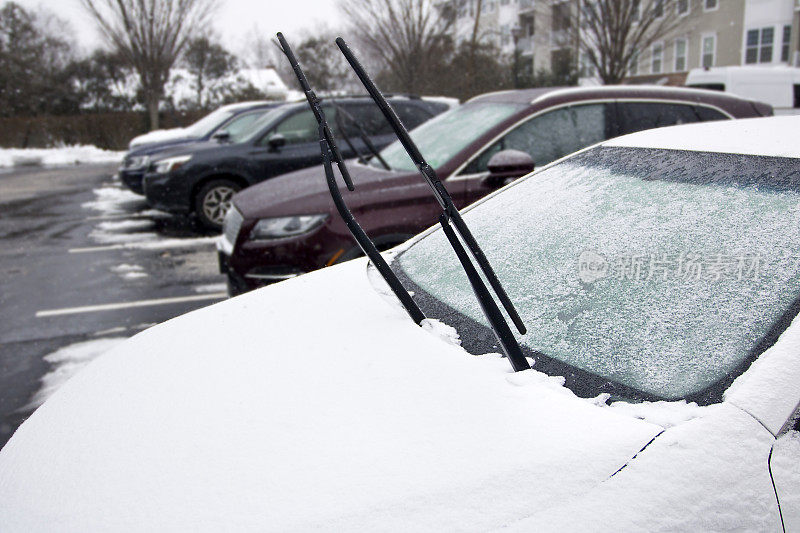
[0,163,229,448]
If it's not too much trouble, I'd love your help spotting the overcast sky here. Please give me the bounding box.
[29,0,342,57]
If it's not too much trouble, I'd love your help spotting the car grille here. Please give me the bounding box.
[223,206,244,246]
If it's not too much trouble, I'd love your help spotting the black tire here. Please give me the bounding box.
[194,179,242,231]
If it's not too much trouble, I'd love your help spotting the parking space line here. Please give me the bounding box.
[36,293,227,317]
[69,236,219,254]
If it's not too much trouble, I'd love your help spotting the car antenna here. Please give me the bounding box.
[276,32,425,325]
[335,37,530,372]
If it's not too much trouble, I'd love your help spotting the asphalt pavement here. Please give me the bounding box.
[0,163,228,449]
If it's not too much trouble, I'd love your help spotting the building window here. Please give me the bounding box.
[552,2,571,31]
[501,24,511,46]
[782,25,792,62]
[677,0,689,16]
[674,38,687,71]
[501,0,509,5]
[653,0,664,18]
[632,0,641,21]
[629,52,640,76]
[702,35,715,68]
[580,52,595,77]
[652,42,663,73]
[746,27,774,64]
[704,0,718,10]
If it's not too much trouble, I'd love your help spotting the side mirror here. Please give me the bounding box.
[485,149,535,186]
[212,130,230,142]
[267,133,287,151]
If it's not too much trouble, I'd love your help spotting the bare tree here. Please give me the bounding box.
[338,0,455,94]
[183,36,238,109]
[556,0,684,84]
[80,0,217,129]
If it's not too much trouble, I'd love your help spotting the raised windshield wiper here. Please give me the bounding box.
[277,32,425,325]
[329,101,391,170]
[335,38,530,372]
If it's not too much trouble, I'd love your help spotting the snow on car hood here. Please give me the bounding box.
[0,259,662,531]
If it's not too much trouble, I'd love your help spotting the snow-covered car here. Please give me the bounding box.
[1,116,800,531]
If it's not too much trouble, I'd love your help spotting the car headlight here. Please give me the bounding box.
[249,214,328,240]
[124,155,149,170]
[154,155,191,174]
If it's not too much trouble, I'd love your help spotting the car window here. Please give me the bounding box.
[219,111,267,139]
[339,103,386,136]
[617,102,704,135]
[373,102,525,172]
[260,107,337,146]
[396,146,800,403]
[460,103,612,174]
[393,103,433,131]
[694,106,729,121]
[182,107,236,138]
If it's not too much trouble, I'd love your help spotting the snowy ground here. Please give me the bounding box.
[0,146,124,168]
[0,165,230,448]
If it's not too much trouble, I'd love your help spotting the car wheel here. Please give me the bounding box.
[195,179,241,230]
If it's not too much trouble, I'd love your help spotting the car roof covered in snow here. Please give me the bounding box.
[604,115,800,159]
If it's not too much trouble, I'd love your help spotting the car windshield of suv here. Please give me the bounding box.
[228,106,290,144]
[394,146,800,403]
[183,107,239,138]
[372,102,524,171]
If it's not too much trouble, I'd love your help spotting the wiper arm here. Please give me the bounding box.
[275,35,354,192]
[336,37,530,372]
[331,105,367,165]
[330,101,391,170]
[277,32,425,325]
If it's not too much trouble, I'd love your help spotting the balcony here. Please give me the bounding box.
[518,0,535,13]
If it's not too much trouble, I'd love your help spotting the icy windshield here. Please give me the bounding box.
[373,102,523,171]
[183,107,238,138]
[396,146,800,402]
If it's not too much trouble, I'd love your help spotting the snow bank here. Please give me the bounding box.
[0,146,123,168]
[82,187,144,216]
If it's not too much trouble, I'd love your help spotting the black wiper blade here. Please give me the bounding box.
[276,34,354,192]
[277,32,425,325]
[336,37,530,372]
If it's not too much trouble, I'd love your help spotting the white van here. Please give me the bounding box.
[686,66,800,115]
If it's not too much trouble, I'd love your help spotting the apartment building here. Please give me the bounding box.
[442,0,560,75]
[441,0,800,86]
[624,0,798,85]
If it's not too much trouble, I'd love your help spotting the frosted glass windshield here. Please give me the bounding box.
[397,147,800,401]
[374,102,523,172]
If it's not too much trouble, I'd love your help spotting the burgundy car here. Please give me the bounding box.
[219,86,771,295]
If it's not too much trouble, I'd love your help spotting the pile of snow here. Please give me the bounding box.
[110,264,148,280]
[82,187,145,216]
[128,127,187,149]
[0,146,123,168]
[23,338,127,412]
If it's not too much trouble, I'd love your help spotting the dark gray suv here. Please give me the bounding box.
[143,96,453,229]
